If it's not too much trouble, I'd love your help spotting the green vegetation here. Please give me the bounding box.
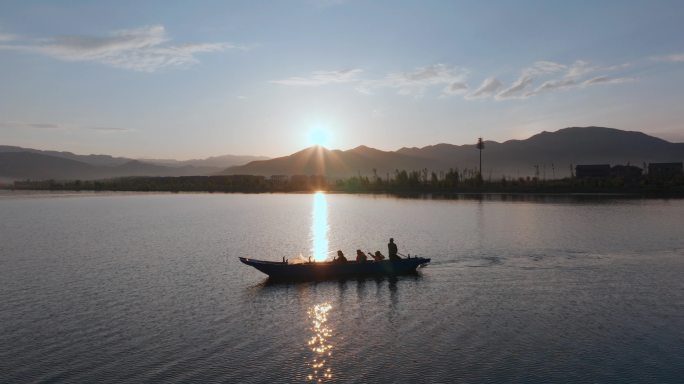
[334,168,684,194]
[5,168,684,195]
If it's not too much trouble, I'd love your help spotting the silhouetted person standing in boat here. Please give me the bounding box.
[388,238,401,261]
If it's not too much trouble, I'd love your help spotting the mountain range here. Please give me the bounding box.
[2,127,683,182]
[222,127,684,179]
[0,146,267,182]
[135,154,270,168]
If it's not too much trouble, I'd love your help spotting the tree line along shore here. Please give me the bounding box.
[4,165,684,195]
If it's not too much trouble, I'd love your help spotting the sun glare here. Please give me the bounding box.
[307,302,334,382]
[307,126,332,148]
[311,192,329,262]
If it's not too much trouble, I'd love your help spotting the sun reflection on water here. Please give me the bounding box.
[311,192,329,262]
[306,303,334,382]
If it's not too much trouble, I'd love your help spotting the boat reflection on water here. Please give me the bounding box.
[306,302,334,382]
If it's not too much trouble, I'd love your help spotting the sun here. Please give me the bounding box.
[307,126,332,147]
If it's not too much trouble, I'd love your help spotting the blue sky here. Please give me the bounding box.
[1,0,683,158]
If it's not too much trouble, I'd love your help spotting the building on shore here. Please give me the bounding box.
[648,162,683,179]
[575,164,646,181]
[575,164,611,179]
[610,165,643,180]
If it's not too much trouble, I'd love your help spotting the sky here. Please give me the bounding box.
[1,0,683,159]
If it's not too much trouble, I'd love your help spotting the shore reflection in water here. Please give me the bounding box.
[306,303,334,382]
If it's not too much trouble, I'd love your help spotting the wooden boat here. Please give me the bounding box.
[239,256,431,281]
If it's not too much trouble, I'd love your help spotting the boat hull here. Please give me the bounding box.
[239,257,430,281]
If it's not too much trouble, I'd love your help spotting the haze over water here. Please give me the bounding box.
[1,192,683,383]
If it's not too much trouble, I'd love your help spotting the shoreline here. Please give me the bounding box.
[3,188,684,200]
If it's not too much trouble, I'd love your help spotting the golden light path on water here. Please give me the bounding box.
[311,192,329,262]
[306,303,333,382]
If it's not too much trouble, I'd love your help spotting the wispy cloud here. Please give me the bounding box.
[274,64,468,96]
[527,61,567,74]
[377,64,468,96]
[526,78,577,96]
[0,33,16,42]
[0,25,240,72]
[467,77,502,99]
[273,59,634,101]
[652,53,684,63]
[85,126,132,132]
[496,75,534,99]
[529,60,633,97]
[272,68,363,86]
[496,60,633,99]
[0,121,132,132]
[0,122,61,129]
[581,76,634,86]
[444,81,469,95]
[496,61,566,99]
[564,60,595,79]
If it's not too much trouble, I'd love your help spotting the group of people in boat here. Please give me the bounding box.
[333,238,403,263]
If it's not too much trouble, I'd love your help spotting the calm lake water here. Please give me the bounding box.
[1,192,683,383]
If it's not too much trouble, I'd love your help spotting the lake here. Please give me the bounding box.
[1,192,683,383]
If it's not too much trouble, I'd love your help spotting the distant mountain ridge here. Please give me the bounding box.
[0,145,268,169]
[0,145,132,167]
[223,127,684,179]
[0,146,268,181]
[137,154,269,168]
[220,145,441,178]
[0,152,219,181]
[3,127,683,182]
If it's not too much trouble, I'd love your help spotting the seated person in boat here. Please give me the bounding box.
[388,238,401,261]
[356,249,368,262]
[334,250,348,263]
[371,251,385,261]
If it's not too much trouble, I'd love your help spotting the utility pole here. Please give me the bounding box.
[476,137,485,181]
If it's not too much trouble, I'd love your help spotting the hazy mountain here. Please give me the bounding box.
[0,145,268,181]
[139,154,270,168]
[0,145,266,170]
[224,127,684,179]
[110,160,218,177]
[0,152,219,181]
[0,152,103,180]
[0,145,131,167]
